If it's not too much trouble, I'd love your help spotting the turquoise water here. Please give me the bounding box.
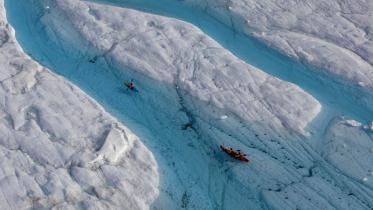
[4,0,373,209]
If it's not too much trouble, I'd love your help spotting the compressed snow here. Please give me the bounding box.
[0,0,159,209]
[363,122,373,131]
[184,0,373,88]
[220,115,228,120]
[92,127,130,165]
[343,119,362,127]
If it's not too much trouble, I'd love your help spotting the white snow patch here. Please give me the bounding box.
[220,115,228,120]
[93,127,131,164]
[363,122,373,131]
[343,119,362,127]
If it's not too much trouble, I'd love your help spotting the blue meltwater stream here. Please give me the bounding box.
[4,0,373,209]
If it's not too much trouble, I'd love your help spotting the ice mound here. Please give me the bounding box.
[92,126,132,165]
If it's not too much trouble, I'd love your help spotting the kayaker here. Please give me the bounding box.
[129,80,135,90]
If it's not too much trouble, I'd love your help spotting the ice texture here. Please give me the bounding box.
[55,0,320,134]
[0,0,158,209]
[184,0,373,88]
[3,0,373,209]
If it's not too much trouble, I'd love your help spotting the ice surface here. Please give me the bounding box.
[184,0,373,88]
[55,0,373,209]
[4,0,373,209]
[0,0,159,209]
[56,0,320,134]
[92,127,130,164]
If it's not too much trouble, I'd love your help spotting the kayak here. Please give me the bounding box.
[124,81,138,92]
[220,145,249,162]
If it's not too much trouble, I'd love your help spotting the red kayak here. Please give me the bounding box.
[220,145,249,162]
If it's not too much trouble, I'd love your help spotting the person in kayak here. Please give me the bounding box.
[228,148,242,158]
[126,79,135,90]
[235,150,242,158]
[129,80,135,90]
[228,148,245,158]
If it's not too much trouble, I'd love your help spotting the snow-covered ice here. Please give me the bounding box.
[55,0,321,134]
[3,0,373,209]
[184,0,373,88]
[0,0,158,209]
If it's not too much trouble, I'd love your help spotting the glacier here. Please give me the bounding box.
[0,0,158,209]
[2,0,373,209]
